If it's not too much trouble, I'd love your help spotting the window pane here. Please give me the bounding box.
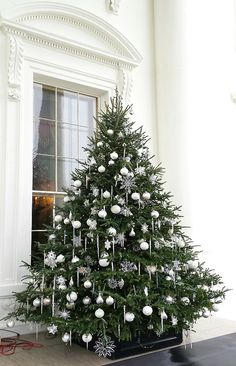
[79,95,96,128]
[32,195,54,230]
[79,127,92,161]
[57,123,79,158]
[33,119,55,155]
[31,231,48,261]
[34,84,55,120]
[33,155,56,191]
[57,89,78,124]
[57,158,78,191]
[55,196,64,209]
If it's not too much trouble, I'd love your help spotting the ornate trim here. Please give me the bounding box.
[108,0,122,15]
[118,68,133,105]
[8,35,24,100]
[1,3,142,66]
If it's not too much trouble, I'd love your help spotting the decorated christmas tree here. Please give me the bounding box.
[6,93,227,357]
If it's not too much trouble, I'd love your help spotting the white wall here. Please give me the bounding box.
[155,0,236,319]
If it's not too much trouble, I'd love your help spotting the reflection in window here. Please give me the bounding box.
[32,83,96,256]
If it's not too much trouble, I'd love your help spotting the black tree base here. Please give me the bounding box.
[78,329,183,359]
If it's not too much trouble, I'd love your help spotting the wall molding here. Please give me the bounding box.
[0,2,142,102]
[108,0,122,15]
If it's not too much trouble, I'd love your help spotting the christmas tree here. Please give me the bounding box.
[6,93,227,357]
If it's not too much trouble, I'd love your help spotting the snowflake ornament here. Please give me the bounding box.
[135,166,146,176]
[149,174,157,185]
[107,278,118,289]
[47,324,58,335]
[88,220,97,230]
[44,251,57,269]
[94,337,116,357]
[117,197,126,205]
[120,260,137,272]
[141,223,149,233]
[120,176,136,193]
[115,233,125,246]
[56,276,67,285]
[120,207,133,217]
[58,310,70,320]
[91,186,99,197]
[105,240,112,250]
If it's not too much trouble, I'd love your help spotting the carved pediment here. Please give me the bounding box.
[1,2,142,69]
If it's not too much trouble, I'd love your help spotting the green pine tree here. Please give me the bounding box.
[5,93,227,357]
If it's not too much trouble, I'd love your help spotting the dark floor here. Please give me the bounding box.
[106,333,236,366]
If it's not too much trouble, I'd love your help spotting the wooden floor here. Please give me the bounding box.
[0,317,236,366]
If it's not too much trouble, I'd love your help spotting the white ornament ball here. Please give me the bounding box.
[166,296,174,304]
[176,238,185,248]
[187,260,198,270]
[82,333,93,343]
[203,309,211,318]
[54,214,63,223]
[107,129,114,135]
[66,302,75,310]
[72,220,81,229]
[62,333,70,343]
[103,190,111,199]
[33,298,41,307]
[63,196,70,203]
[151,210,159,219]
[142,306,153,316]
[125,312,135,322]
[140,241,149,251]
[98,165,106,173]
[95,308,104,318]
[74,180,82,188]
[97,141,103,147]
[43,297,51,306]
[86,218,92,226]
[98,209,107,218]
[96,295,104,304]
[212,304,219,312]
[108,160,115,166]
[83,296,91,305]
[56,254,65,263]
[131,192,140,201]
[64,218,70,225]
[110,152,118,160]
[6,319,15,328]
[105,296,114,305]
[142,192,151,200]
[69,291,78,301]
[181,297,190,305]
[111,205,121,214]
[107,227,117,236]
[120,167,129,176]
[99,258,110,267]
[84,280,92,289]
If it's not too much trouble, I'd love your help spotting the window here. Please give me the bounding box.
[32,82,97,253]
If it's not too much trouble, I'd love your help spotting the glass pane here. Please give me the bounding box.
[57,123,79,158]
[57,158,78,191]
[33,155,55,191]
[57,89,78,124]
[34,84,55,120]
[32,195,54,230]
[33,119,55,155]
[55,196,65,209]
[79,127,92,161]
[31,231,48,262]
[79,95,96,128]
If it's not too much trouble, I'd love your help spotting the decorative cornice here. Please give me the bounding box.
[0,2,142,66]
[108,0,122,15]
[8,34,24,101]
